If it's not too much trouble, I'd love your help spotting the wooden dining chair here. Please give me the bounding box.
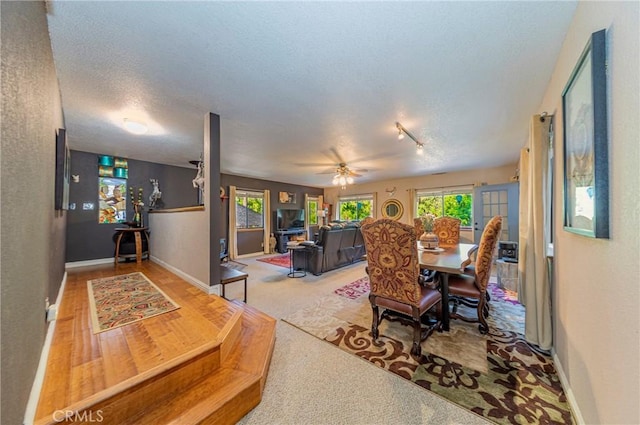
[447,215,502,334]
[361,219,442,357]
[433,216,461,247]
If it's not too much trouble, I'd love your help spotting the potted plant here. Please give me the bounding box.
[419,213,439,249]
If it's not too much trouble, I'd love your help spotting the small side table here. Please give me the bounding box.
[114,227,150,264]
[220,265,248,302]
[287,245,307,278]
[496,259,518,292]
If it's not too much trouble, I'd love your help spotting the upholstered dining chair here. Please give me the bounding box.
[413,218,424,235]
[433,216,461,247]
[360,216,375,227]
[361,219,442,357]
[447,215,502,334]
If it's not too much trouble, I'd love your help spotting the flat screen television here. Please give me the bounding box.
[277,208,305,230]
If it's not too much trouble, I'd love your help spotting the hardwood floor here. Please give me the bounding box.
[35,261,276,425]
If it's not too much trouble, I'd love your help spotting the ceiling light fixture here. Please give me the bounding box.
[396,122,424,155]
[123,118,148,135]
[332,164,356,189]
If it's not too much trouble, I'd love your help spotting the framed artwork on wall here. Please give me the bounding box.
[54,128,70,210]
[562,29,609,238]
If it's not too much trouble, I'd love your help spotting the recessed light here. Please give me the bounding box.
[123,118,148,135]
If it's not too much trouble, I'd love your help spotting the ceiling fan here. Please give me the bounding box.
[321,163,365,187]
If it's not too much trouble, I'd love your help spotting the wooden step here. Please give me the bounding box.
[34,262,276,425]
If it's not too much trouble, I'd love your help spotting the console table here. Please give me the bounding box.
[275,229,307,253]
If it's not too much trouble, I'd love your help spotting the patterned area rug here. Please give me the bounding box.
[284,277,574,424]
[87,272,180,334]
[256,253,291,269]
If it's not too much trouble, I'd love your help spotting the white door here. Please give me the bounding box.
[473,183,519,243]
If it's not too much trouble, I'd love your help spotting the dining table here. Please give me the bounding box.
[418,243,477,331]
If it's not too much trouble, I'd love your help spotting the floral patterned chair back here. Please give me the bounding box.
[360,216,375,227]
[413,218,424,236]
[361,218,421,306]
[474,215,502,292]
[433,216,461,247]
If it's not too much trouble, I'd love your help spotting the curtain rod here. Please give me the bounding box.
[539,112,554,122]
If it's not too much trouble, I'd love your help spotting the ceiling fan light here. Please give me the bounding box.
[339,176,347,186]
[332,176,339,185]
[347,176,354,184]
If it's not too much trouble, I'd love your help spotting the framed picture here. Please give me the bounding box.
[279,191,296,204]
[562,29,609,238]
[54,128,70,210]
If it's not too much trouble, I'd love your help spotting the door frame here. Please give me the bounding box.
[473,182,519,243]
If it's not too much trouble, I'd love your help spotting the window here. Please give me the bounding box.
[235,190,264,229]
[338,194,374,221]
[307,198,318,225]
[416,186,473,227]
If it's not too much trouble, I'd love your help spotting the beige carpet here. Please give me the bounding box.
[225,255,492,425]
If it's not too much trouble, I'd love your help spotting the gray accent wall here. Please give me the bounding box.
[220,174,323,254]
[66,150,199,262]
[1,2,66,424]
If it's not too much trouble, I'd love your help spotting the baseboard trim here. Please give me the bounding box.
[552,349,585,424]
[65,257,113,269]
[149,256,219,295]
[23,271,68,425]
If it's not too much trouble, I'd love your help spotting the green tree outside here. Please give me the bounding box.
[417,194,472,226]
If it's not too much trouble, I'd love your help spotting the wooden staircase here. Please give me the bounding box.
[34,264,276,425]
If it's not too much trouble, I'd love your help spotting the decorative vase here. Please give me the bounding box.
[419,232,439,249]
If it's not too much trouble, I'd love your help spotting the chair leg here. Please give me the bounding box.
[477,296,489,334]
[411,310,422,357]
[370,296,380,339]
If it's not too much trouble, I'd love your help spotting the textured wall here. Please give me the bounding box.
[66,150,198,262]
[537,2,640,423]
[0,2,65,424]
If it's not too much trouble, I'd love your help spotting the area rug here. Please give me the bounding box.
[87,272,180,334]
[256,253,291,269]
[284,277,574,424]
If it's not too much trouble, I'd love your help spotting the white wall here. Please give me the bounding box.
[538,2,639,423]
[149,210,210,291]
[324,163,515,242]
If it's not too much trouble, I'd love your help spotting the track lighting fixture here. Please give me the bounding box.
[396,122,425,155]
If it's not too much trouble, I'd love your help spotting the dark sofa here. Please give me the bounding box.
[294,222,366,275]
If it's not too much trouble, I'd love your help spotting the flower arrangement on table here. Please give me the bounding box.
[419,213,439,249]
[129,187,145,227]
[420,213,437,234]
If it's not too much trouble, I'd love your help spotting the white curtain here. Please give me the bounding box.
[518,115,552,350]
[263,189,271,254]
[228,185,238,260]
[408,189,416,222]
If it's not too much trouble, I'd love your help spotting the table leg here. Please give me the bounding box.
[114,232,124,264]
[134,231,142,264]
[243,277,247,303]
[441,272,450,331]
[222,283,226,300]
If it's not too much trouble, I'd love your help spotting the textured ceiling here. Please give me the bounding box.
[46,1,576,187]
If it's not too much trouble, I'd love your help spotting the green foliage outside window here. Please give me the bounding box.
[308,200,318,225]
[339,200,372,221]
[236,194,264,228]
[417,193,472,226]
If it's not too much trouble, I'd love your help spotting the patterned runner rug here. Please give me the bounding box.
[284,276,574,424]
[256,253,291,269]
[87,272,180,334]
